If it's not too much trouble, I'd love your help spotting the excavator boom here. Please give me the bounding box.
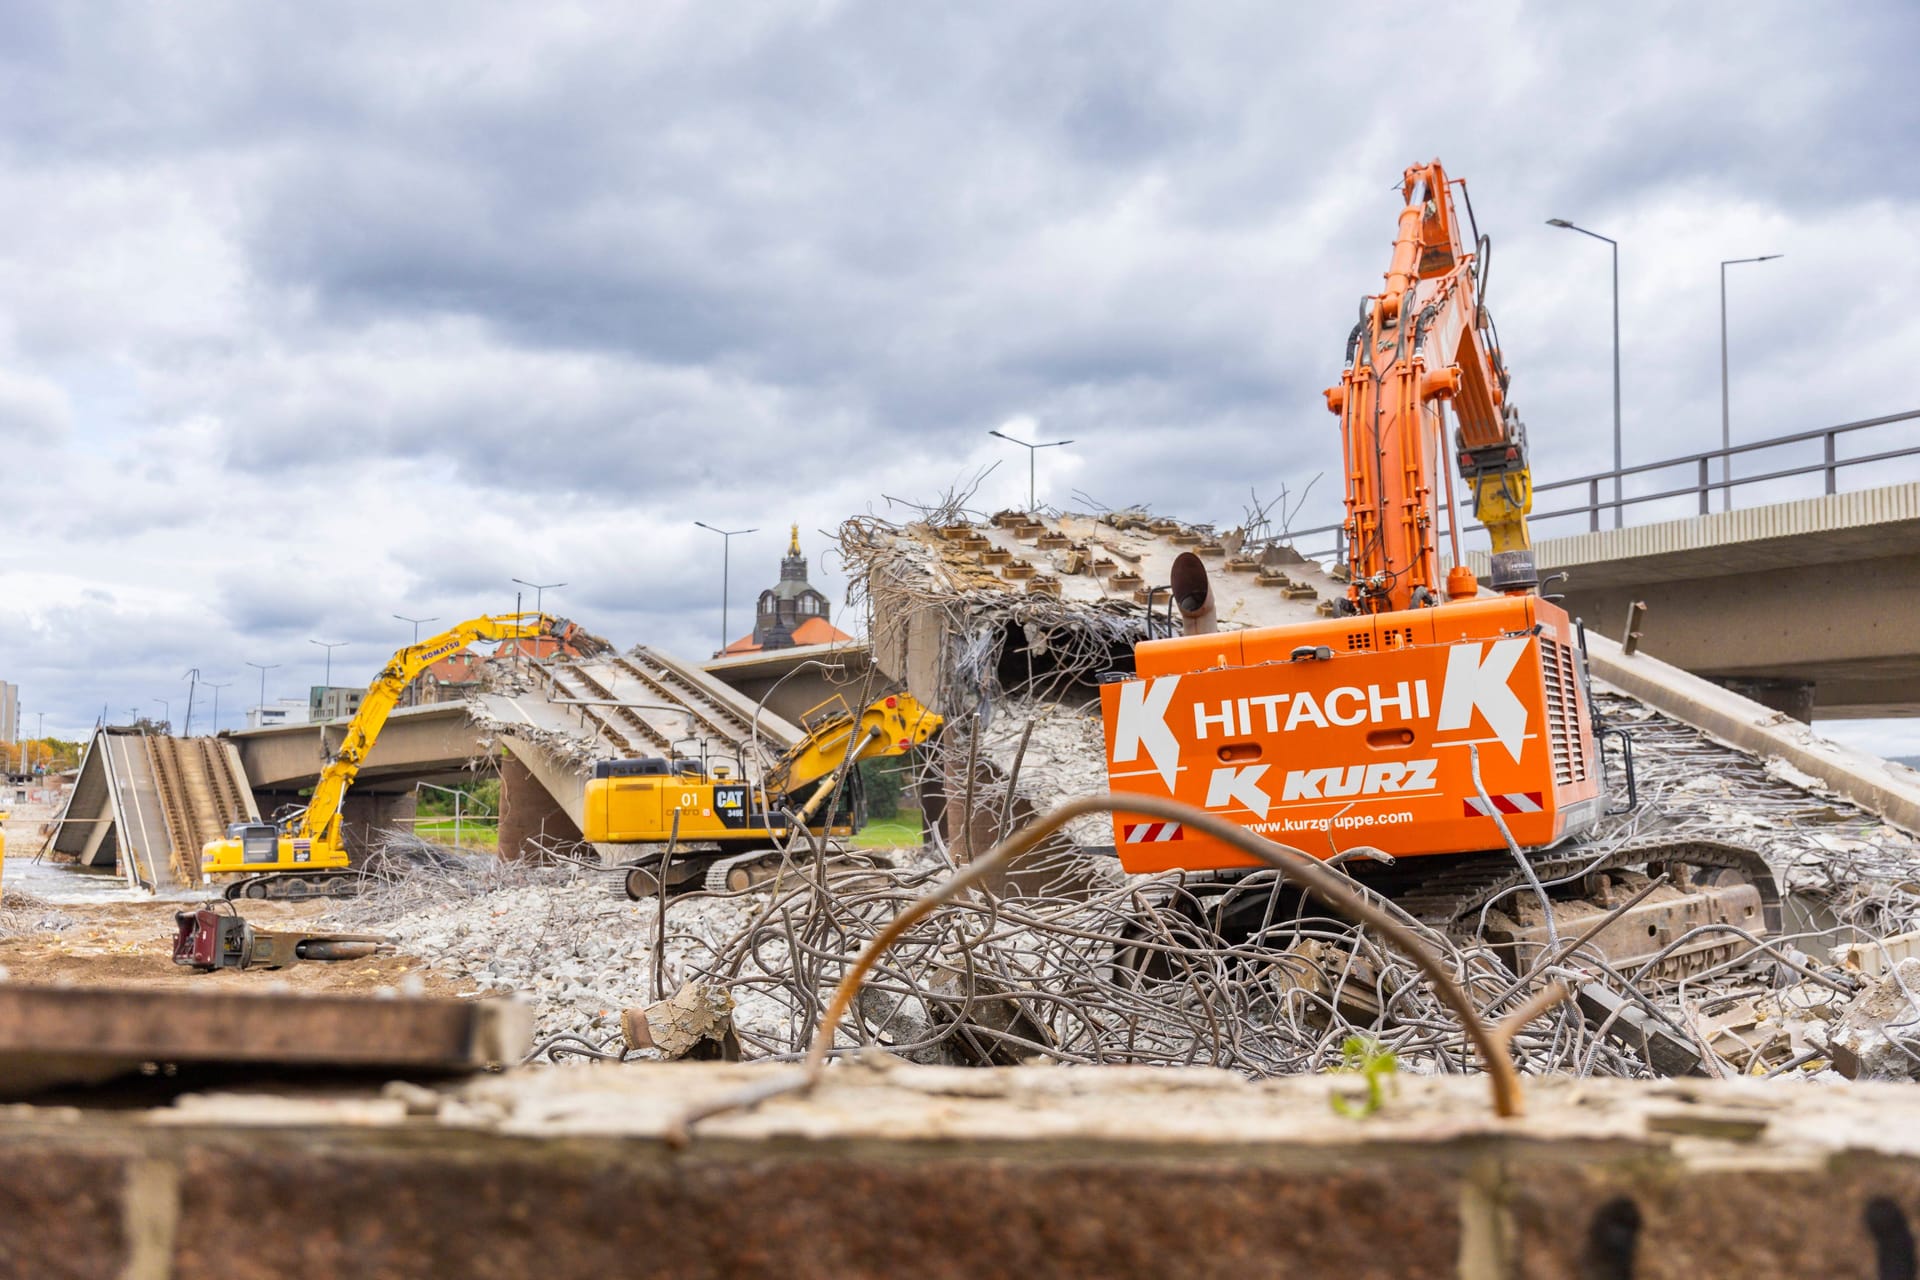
[1323,160,1536,612]
[204,611,600,897]
[296,613,585,847]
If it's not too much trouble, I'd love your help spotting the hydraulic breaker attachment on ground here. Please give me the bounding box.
[171,907,390,972]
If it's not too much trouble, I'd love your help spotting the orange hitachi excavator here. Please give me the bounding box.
[1101,160,1777,970]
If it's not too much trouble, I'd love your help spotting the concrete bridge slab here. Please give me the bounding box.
[1469,482,1920,718]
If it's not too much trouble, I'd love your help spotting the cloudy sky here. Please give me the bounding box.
[2,2,1916,756]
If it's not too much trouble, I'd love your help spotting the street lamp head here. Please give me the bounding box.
[1758,254,1783,262]
[987,429,1016,443]
[1545,218,1573,228]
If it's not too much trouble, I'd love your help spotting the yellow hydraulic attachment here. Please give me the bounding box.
[204,612,597,899]
[583,692,941,852]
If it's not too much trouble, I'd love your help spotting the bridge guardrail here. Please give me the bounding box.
[1527,408,1920,533]
[1264,408,1920,561]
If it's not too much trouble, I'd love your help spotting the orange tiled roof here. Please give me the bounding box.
[722,616,853,656]
[790,617,853,646]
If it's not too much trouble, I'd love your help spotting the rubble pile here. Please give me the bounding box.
[0,890,74,939]
[326,845,802,1049]
[1827,958,1920,1079]
[321,510,1920,1086]
[328,711,1920,1084]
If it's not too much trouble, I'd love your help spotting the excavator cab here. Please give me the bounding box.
[226,822,283,865]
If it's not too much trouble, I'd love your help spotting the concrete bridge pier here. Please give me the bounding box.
[250,790,419,862]
[496,754,584,861]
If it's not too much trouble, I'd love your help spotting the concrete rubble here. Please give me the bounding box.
[323,858,816,1050]
[270,507,1920,1090]
[0,890,73,940]
[12,496,1920,1276]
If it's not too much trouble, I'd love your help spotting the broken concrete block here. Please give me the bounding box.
[621,982,741,1061]
[1828,957,1920,1080]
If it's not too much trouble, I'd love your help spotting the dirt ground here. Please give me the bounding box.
[1,856,470,997]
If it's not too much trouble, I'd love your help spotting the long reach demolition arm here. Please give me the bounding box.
[295,612,589,848]
[1323,159,1538,614]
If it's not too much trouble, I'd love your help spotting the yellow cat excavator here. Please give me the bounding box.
[584,692,942,896]
[204,612,603,899]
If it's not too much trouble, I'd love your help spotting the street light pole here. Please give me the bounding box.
[310,639,347,689]
[204,682,230,735]
[182,668,201,736]
[395,614,439,647]
[693,522,758,655]
[1720,253,1783,513]
[245,661,280,728]
[987,429,1075,511]
[394,614,440,707]
[1546,219,1622,528]
[153,698,170,734]
[510,579,565,617]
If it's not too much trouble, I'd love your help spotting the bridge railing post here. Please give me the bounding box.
[1825,431,1838,495]
[1698,458,1711,514]
[1589,478,1600,532]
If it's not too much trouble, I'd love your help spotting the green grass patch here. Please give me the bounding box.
[853,813,923,849]
[412,818,499,851]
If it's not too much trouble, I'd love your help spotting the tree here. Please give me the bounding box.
[857,756,910,816]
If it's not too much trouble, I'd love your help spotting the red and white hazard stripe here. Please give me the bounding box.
[1463,792,1544,817]
[1121,821,1185,843]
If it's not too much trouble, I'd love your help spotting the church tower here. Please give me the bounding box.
[748,524,836,651]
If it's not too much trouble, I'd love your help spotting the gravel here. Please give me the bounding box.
[327,865,805,1051]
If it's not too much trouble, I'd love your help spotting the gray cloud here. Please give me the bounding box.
[0,0,1915,741]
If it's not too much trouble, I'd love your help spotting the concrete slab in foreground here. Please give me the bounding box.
[3,1062,1918,1278]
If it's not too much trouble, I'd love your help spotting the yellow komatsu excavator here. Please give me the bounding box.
[204,612,601,900]
[583,692,942,896]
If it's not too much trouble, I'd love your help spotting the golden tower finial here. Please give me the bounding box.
[789,523,801,555]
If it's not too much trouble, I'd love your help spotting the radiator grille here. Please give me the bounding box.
[1346,631,1372,651]
[1538,636,1589,786]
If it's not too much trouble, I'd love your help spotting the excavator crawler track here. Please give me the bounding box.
[1181,837,1783,986]
[1370,838,1783,937]
[222,870,362,902]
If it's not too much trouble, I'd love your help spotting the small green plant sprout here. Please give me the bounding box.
[1329,1035,1399,1118]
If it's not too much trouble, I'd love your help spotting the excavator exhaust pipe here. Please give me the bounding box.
[1171,552,1217,635]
